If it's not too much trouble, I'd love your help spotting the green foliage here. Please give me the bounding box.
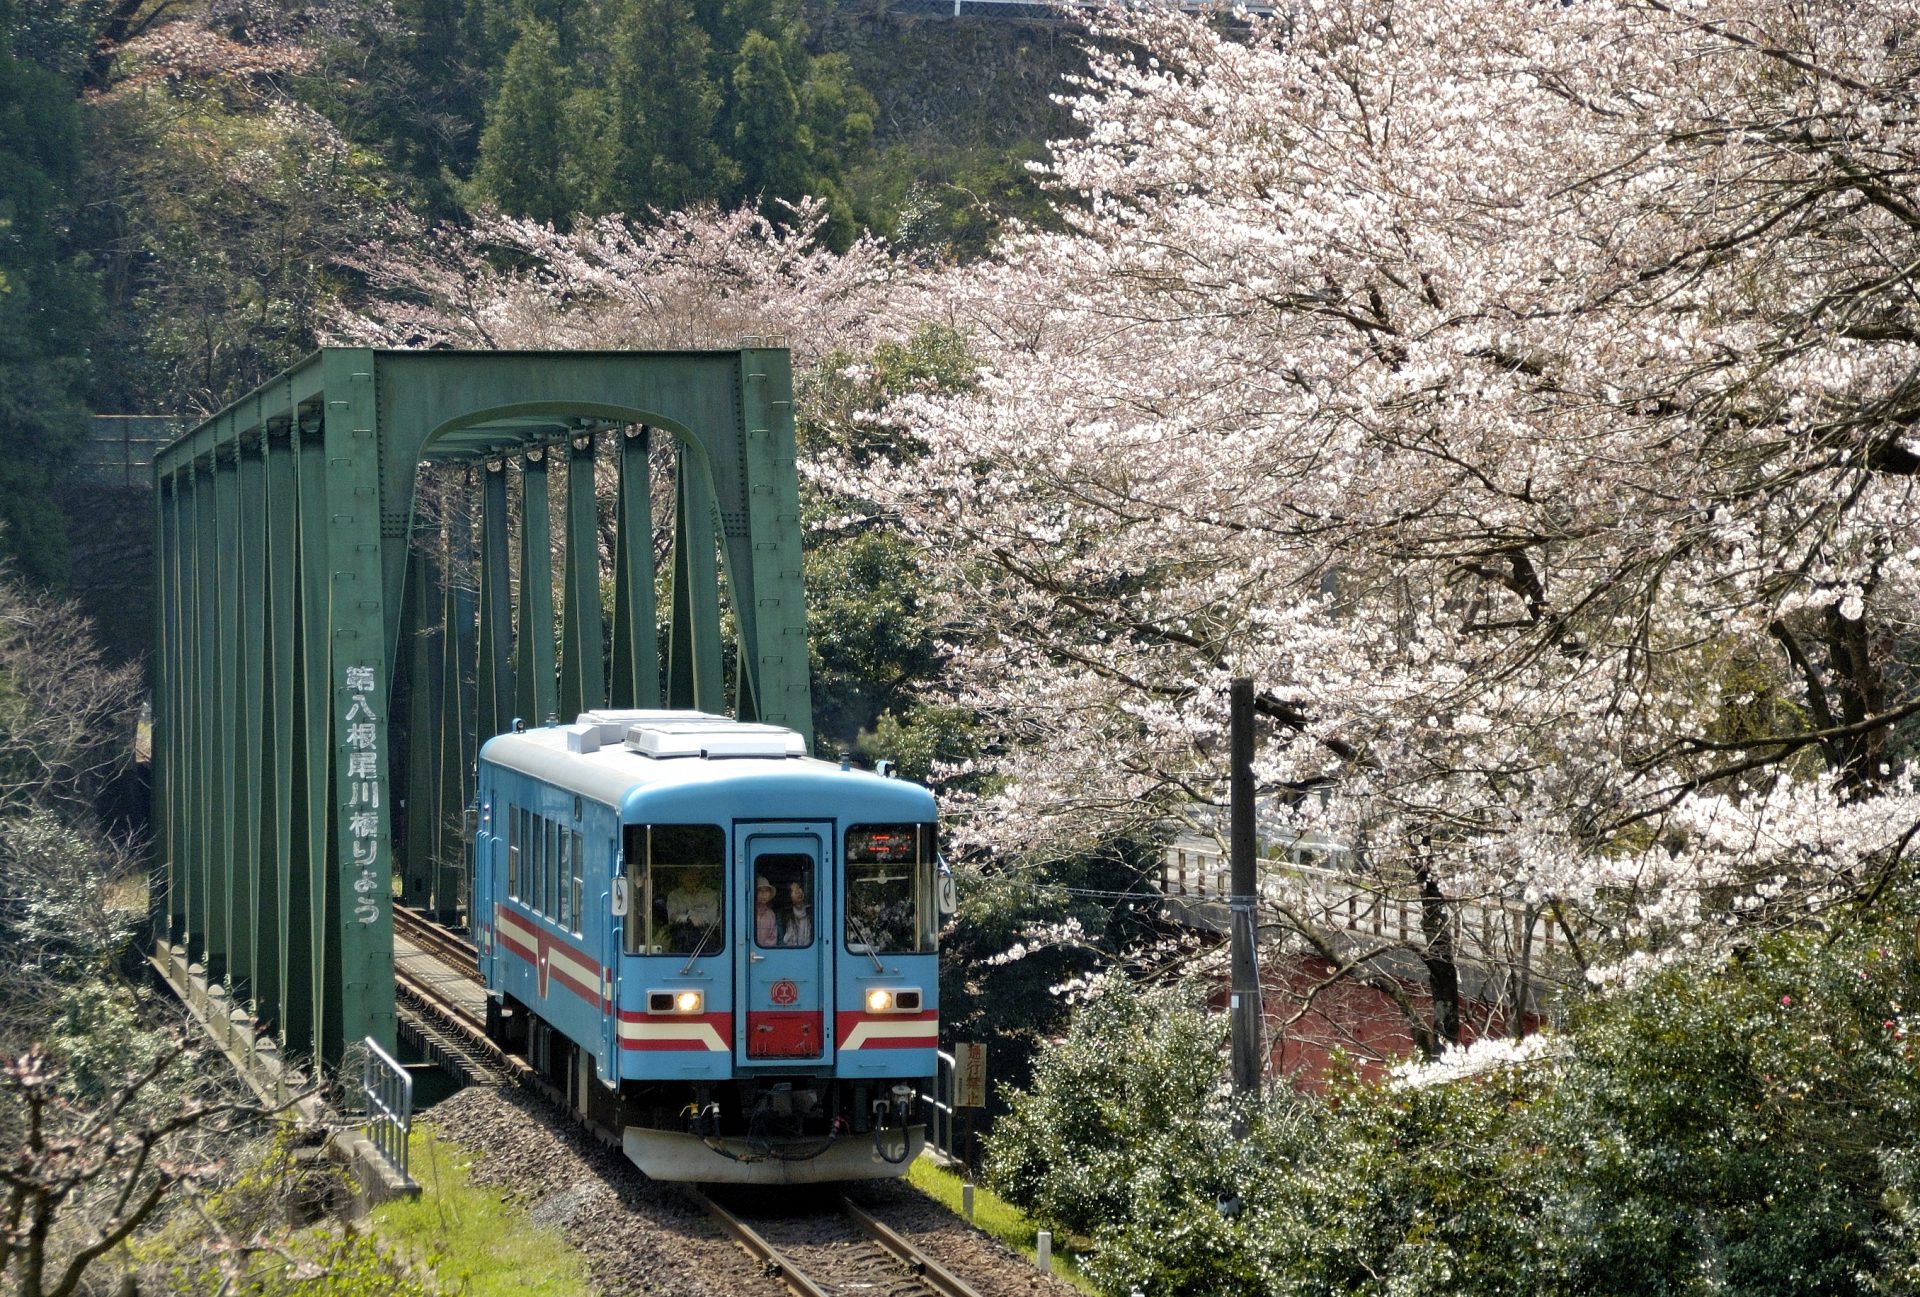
[857,703,978,786]
[801,325,978,468]
[598,0,734,214]
[0,0,99,586]
[40,981,177,1102]
[853,140,1058,261]
[133,1130,430,1297]
[986,975,1233,1238]
[372,1124,594,1297]
[234,1232,430,1297]
[1536,927,1920,1295]
[807,529,938,750]
[300,0,488,216]
[300,0,895,243]
[937,837,1161,1111]
[729,31,806,204]
[472,20,580,223]
[808,8,1081,257]
[85,80,398,412]
[801,326,979,749]
[992,901,1920,1296]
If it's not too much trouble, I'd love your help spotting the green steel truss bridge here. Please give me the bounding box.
[152,347,810,1066]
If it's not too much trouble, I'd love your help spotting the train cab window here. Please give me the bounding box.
[845,824,936,954]
[624,824,725,956]
[754,856,815,949]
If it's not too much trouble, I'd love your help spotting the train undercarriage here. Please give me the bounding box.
[488,994,926,1184]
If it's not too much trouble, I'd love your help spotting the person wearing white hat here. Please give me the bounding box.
[754,876,780,946]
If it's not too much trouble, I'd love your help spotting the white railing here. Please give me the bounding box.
[1162,844,1563,970]
[360,1037,416,1187]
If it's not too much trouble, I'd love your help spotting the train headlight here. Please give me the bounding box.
[649,989,705,1014]
[866,988,923,1013]
[675,990,704,1014]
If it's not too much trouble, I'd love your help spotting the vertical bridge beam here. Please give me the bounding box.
[560,433,606,719]
[610,427,659,709]
[475,464,514,743]
[322,352,397,1059]
[515,451,558,729]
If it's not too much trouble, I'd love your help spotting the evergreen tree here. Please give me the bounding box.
[728,31,805,208]
[690,0,796,84]
[598,0,734,215]
[792,51,874,244]
[292,0,487,220]
[472,20,576,225]
[0,0,98,587]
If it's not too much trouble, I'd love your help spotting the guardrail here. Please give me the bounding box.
[83,415,179,489]
[1163,848,1568,965]
[360,1037,416,1187]
[924,1048,958,1163]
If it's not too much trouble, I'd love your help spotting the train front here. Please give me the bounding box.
[613,748,943,1184]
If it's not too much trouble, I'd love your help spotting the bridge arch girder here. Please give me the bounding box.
[152,346,810,1066]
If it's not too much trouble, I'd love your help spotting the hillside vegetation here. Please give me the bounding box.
[1,0,1081,572]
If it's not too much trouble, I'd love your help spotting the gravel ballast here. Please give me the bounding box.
[418,1087,1084,1297]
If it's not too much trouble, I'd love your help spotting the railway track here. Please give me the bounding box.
[391,908,998,1297]
[394,905,479,970]
[689,1184,987,1297]
[391,907,531,1086]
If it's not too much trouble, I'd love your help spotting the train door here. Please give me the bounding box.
[737,824,830,1064]
[599,822,622,1079]
[474,792,499,986]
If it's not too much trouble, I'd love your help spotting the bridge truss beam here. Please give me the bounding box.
[153,347,811,1066]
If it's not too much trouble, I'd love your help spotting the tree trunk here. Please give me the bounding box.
[1412,851,1461,1051]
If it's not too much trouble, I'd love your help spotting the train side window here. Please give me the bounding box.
[570,830,584,936]
[548,818,561,921]
[623,824,725,956]
[557,828,572,931]
[534,814,549,915]
[511,807,528,901]
[527,814,539,913]
[845,823,936,954]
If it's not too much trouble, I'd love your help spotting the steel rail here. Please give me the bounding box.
[393,961,537,1087]
[393,905,478,971]
[392,960,483,1032]
[839,1196,989,1297]
[682,1186,833,1297]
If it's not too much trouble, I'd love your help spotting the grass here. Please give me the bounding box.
[371,1124,595,1297]
[907,1156,1100,1294]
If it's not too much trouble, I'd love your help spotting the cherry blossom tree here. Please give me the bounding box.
[350,0,1920,1043]
[824,0,1920,1029]
[343,198,925,362]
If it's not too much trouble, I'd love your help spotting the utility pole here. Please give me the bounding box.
[1229,678,1263,1098]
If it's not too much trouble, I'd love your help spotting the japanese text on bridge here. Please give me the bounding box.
[343,664,384,925]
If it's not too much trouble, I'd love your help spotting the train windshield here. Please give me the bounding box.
[844,823,936,954]
[624,824,726,956]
